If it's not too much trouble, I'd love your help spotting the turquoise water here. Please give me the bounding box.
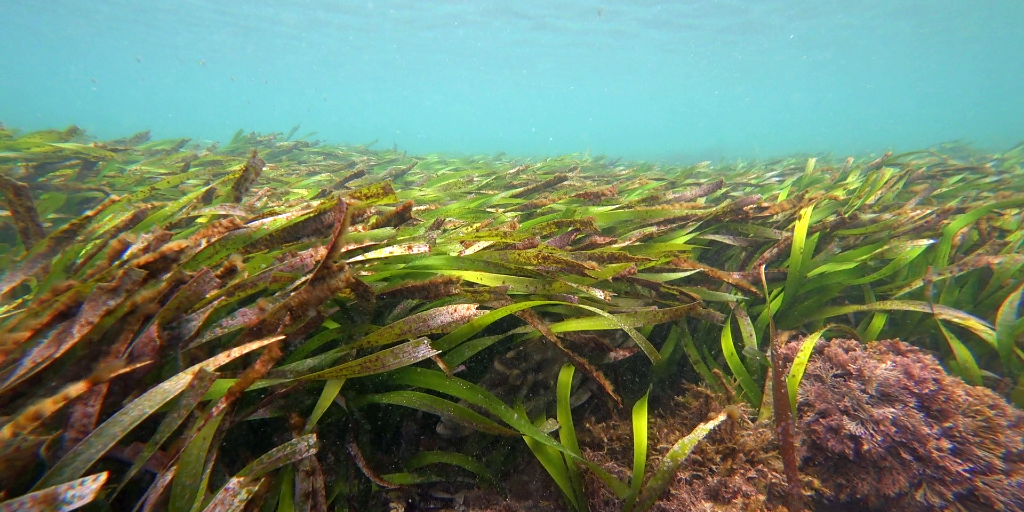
[2,0,1022,161]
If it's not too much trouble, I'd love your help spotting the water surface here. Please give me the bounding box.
[2,0,1022,160]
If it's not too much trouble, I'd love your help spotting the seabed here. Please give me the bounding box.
[0,124,1023,512]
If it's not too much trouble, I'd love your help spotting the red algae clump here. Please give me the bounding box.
[785,338,1024,512]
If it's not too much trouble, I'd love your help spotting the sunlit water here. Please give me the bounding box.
[2,0,1022,161]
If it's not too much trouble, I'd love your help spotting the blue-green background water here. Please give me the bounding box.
[2,0,1022,161]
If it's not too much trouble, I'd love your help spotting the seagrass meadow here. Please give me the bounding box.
[1,124,1023,512]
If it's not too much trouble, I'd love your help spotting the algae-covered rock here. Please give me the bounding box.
[787,338,1024,512]
[568,338,1024,512]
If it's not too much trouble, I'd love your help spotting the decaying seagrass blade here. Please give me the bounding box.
[497,236,540,251]
[671,257,762,296]
[331,168,366,189]
[515,308,623,406]
[109,129,151,147]
[376,275,462,302]
[234,205,352,347]
[0,267,147,392]
[189,299,265,349]
[761,265,804,510]
[0,282,85,365]
[138,466,175,512]
[33,335,284,490]
[129,239,191,276]
[0,173,45,250]
[507,196,555,212]
[111,273,190,367]
[572,183,618,203]
[347,438,398,489]
[346,179,398,206]
[127,268,223,359]
[528,217,599,237]
[0,361,145,444]
[381,161,416,181]
[510,173,571,198]
[204,434,319,509]
[295,450,328,512]
[230,149,265,202]
[668,177,724,202]
[0,472,108,512]
[66,303,155,423]
[198,477,262,512]
[0,195,119,297]
[864,150,892,172]
[299,337,440,380]
[246,196,348,252]
[318,196,351,268]
[347,303,482,351]
[752,233,793,270]
[189,217,246,243]
[544,228,581,249]
[203,339,283,421]
[59,383,109,457]
[70,207,151,277]
[368,199,414,229]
